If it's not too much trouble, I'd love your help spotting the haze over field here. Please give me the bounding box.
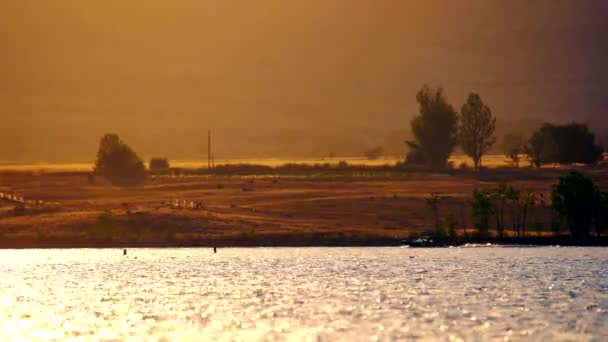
[1,0,607,161]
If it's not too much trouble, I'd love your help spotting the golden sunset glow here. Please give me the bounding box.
[1,1,607,161]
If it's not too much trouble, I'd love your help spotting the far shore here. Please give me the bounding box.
[1,161,607,249]
[1,235,608,249]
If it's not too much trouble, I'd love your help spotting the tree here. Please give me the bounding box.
[94,134,146,186]
[470,189,493,238]
[551,171,602,238]
[502,133,525,167]
[489,183,508,238]
[426,193,445,237]
[406,85,458,169]
[446,213,458,240]
[525,127,557,168]
[505,186,521,236]
[595,192,608,237]
[518,190,536,237]
[547,123,603,165]
[526,123,603,167]
[458,93,496,170]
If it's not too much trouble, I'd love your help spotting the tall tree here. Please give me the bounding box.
[406,85,458,169]
[525,127,557,168]
[458,93,496,170]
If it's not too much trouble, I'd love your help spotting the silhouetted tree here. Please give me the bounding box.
[527,123,603,167]
[470,189,493,238]
[525,127,557,168]
[446,213,458,240]
[549,123,603,165]
[94,134,146,186]
[501,133,525,167]
[504,186,521,236]
[595,192,608,237]
[149,158,170,171]
[406,85,458,169]
[552,171,601,238]
[426,193,445,237]
[519,190,536,237]
[489,183,508,238]
[533,220,544,237]
[458,93,496,170]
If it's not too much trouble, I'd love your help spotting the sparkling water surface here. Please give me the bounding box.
[0,247,606,341]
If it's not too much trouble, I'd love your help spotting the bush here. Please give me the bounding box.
[94,134,146,186]
[551,171,603,238]
[149,158,170,171]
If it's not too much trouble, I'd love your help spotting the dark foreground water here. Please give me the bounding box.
[0,247,606,341]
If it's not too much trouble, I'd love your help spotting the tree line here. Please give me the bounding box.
[406,85,604,170]
[426,171,607,241]
[91,85,604,186]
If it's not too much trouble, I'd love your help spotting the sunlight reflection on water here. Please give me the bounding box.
[0,247,606,341]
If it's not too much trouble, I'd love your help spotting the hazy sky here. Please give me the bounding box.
[1,0,607,161]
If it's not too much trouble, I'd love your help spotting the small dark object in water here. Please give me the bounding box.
[406,237,448,248]
[213,247,217,254]
[123,249,127,256]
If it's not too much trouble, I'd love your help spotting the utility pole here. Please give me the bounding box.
[208,130,211,170]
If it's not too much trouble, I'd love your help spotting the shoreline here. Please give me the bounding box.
[1,235,607,249]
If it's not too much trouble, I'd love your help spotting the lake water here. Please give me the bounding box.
[0,247,606,341]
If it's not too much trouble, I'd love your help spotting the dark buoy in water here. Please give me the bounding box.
[213,247,217,254]
[123,249,127,256]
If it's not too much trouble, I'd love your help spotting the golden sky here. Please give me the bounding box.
[1,1,607,160]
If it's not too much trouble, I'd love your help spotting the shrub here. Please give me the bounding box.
[337,160,349,168]
[149,158,170,171]
[94,134,146,186]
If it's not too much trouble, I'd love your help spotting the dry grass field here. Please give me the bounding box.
[1,160,606,247]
